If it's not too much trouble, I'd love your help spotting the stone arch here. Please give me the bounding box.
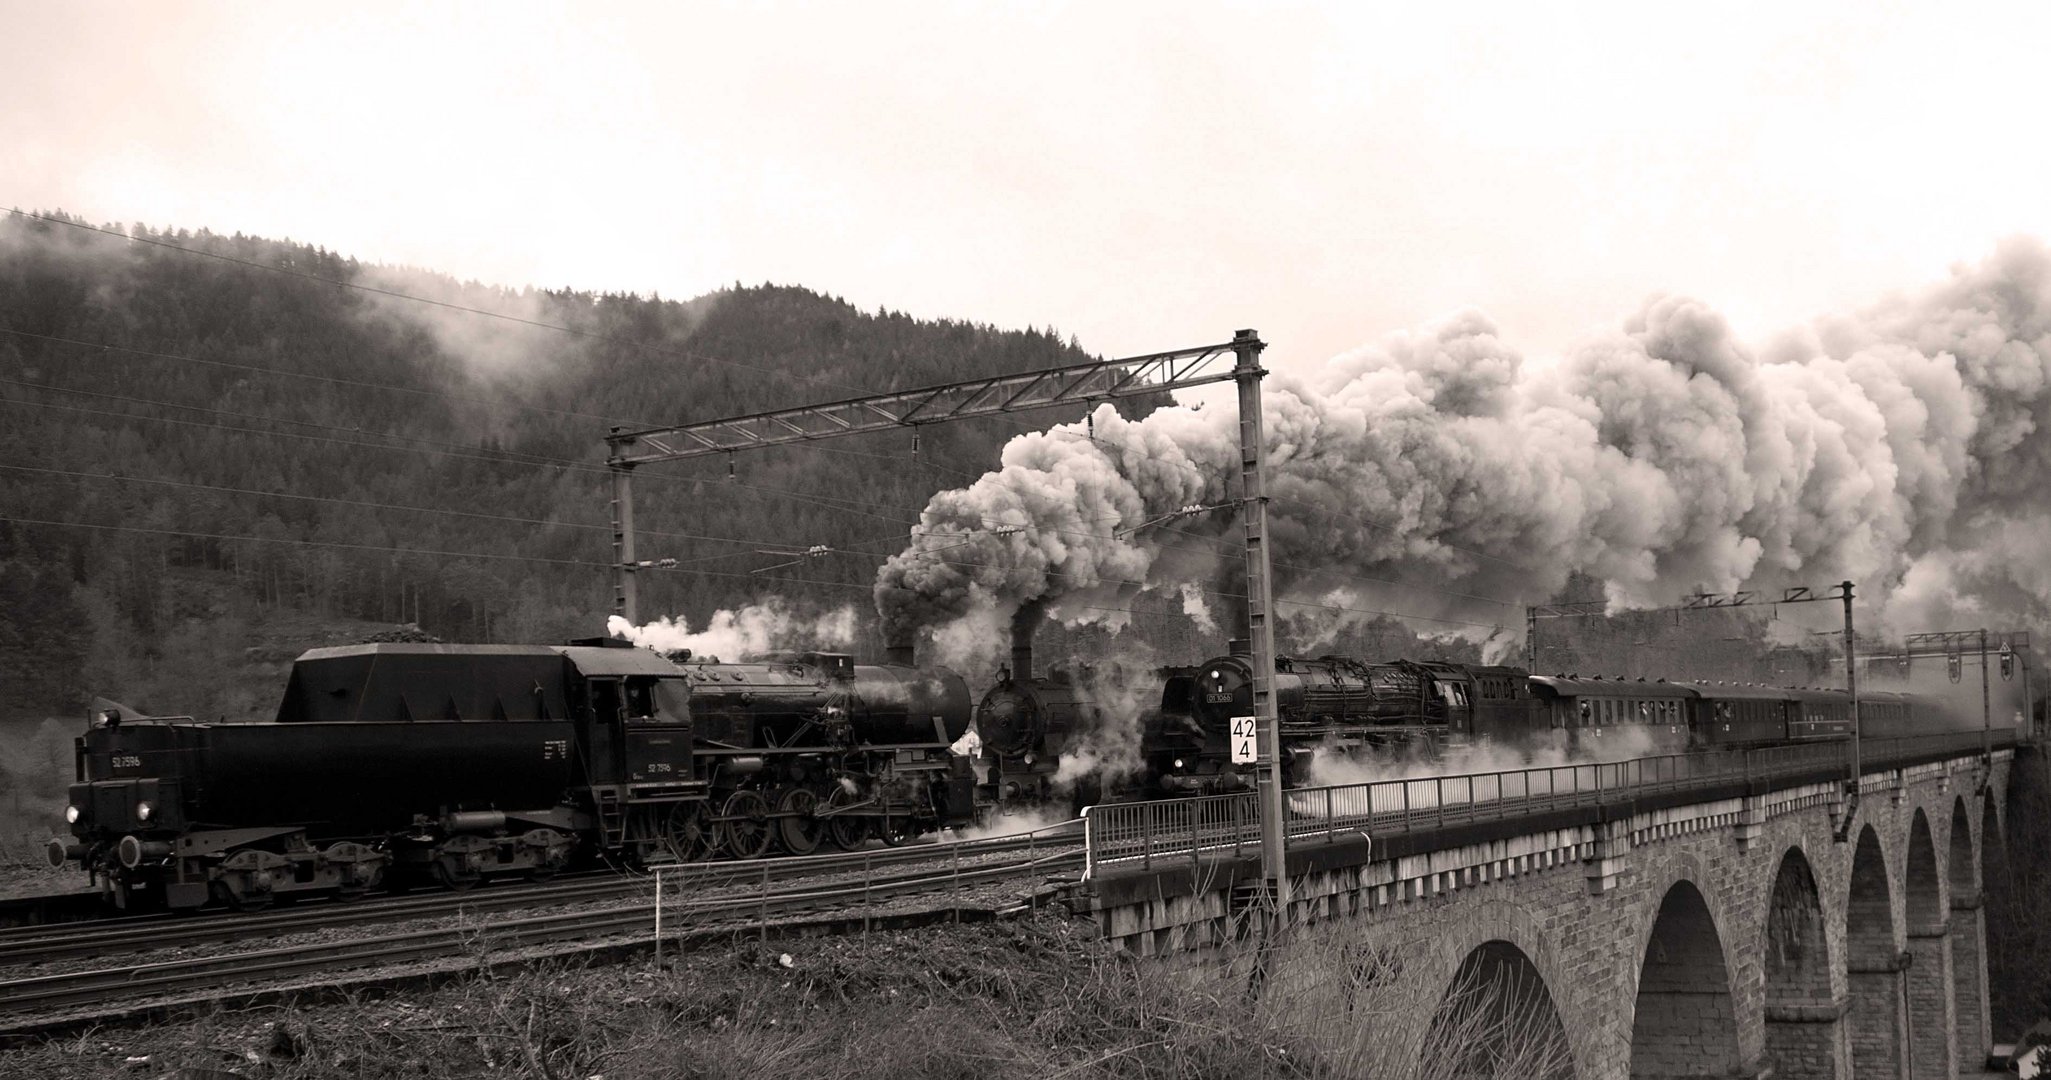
[1981,792,2010,894]
[1904,808,1954,1078]
[1281,899,1592,1079]
[1423,940,1574,1080]
[1760,846,1843,1079]
[1628,879,1741,1078]
[1845,823,1903,1078]
[1950,794,1990,1063]
[1982,786,2023,1044]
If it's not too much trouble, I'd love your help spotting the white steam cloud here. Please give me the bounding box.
[877,239,2051,649]
[607,600,856,661]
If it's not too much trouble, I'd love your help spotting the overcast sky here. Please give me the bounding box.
[5,1,2047,373]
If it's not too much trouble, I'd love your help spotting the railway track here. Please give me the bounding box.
[0,824,1078,971]
[0,843,1081,1020]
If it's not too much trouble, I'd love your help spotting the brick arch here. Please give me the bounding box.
[1906,807,1945,925]
[1424,939,1575,1080]
[1980,792,2009,888]
[1628,879,1742,1078]
[1904,808,1954,1078]
[1845,822,1902,1078]
[1760,845,1844,1080]
[1404,899,1596,1079]
[1950,794,1990,1064]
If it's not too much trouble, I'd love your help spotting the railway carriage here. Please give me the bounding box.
[1525,675,1693,757]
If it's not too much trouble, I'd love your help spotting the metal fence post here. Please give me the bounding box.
[654,869,663,966]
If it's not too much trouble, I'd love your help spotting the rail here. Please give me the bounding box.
[649,816,1082,959]
[1082,730,2010,879]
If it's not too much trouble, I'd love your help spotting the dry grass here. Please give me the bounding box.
[1,911,1582,1080]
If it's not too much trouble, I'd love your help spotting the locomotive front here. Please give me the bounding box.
[50,708,197,908]
[977,672,1097,807]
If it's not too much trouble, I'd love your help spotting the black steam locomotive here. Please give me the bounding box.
[52,640,975,910]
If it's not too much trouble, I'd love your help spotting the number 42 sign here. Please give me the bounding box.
[1229,716,1259,764]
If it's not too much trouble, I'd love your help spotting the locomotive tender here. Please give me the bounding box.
[52,640,975,910]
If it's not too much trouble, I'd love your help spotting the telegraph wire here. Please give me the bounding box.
[1,515,1510,632]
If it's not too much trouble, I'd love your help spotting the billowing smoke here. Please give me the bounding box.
[607,600,856,661]
[1047,659,1163,792]
[877,239,2051,650]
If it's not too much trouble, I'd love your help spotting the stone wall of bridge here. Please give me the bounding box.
[1075,748,2026,1080]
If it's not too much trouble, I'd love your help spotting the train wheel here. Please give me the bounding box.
[211,879,274,912]
[824,785,869,851]
[876,811,915,847]
[432,857,482,891]
[777,788,822,856]
[663,802,713,863]
[718,790,773,860]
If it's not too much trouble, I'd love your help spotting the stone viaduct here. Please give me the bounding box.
[1076,745,2033,1080]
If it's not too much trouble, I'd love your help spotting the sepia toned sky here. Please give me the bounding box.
[4,1,2047,371]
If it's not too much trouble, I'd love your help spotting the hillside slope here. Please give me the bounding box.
[0,211,1127,721]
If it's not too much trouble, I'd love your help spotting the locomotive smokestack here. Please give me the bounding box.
[885,632,916,667]
[1228,637,1252,658]
[1010,600,1045,681]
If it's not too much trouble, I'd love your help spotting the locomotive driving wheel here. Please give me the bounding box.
[823,784,870,851]
[776,788,822,856]
[717,789,774,860]
[662,801,713,863]
[876,806,915,847]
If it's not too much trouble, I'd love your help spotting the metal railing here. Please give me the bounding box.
[1082,730,2010,879]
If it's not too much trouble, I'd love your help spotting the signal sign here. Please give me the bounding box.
[1230,715,1259,764]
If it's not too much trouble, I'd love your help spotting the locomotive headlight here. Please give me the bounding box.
[65,805,81,824]
[134,801,153,822]
[1022,753,1036,765]
[1172,758,1186,770]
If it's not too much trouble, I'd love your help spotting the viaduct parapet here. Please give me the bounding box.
[1076,746,2026,1080]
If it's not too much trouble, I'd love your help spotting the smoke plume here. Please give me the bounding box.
[877,239,2051,652]
[607,600,856,661]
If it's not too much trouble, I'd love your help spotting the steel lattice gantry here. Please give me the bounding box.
[602,339,1245,619]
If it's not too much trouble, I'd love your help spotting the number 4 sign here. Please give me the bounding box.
[1229,715,1259,764]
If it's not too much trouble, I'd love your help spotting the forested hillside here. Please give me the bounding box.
[0,211,1135,723]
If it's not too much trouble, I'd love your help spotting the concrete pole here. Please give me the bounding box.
[1844,581,1861,792]
[1981,628,1991,764]
[1232,329,1289,914]
[1526,607,1538,672]
[609,458,639,624]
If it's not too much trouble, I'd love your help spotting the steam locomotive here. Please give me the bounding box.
[976,641,1933,807]
[51,640,976,910]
